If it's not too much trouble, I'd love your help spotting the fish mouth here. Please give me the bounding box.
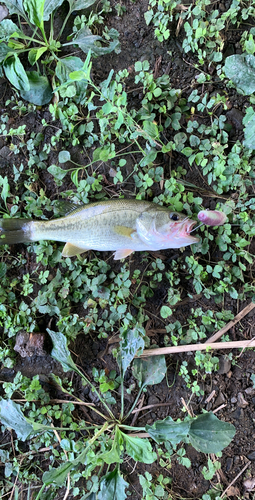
[179,219,200,243]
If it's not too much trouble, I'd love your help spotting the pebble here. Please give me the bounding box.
[226,457,233,471]
[237,392,249,408]
[147,395,160,406]
[231,397,237,404]
[218,355,231,374]
[247,451,255,461]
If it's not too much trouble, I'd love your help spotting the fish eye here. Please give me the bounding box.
[169,213,180,221]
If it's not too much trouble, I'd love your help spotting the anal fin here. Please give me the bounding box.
[113,248,134,260]
[62,242,90,258]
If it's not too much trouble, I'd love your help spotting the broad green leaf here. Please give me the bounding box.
[58,151,71,163]
[28,46,48,65]
[142,120,159,139]
[0,399,34,440]
[43,460,76,486]
[139,148,157,167]
[43,0,65,20]
[56,56,85,84]
[20,71,52,105]
[146,416,190,446]
[116,327,144,376]
[47,329,77,372]
[132,355,167,388]
[97,428,123,465]
[67,26,120,56]
[98,467,128,500]
[224,54,255,95]
[3,54,29,91]
[0,42,11,63]
[189,413,235,454]
[0,0,26,18]
[0,262,7,278]
[121,432,157,464]
[24,0,45,29]
[56,56,88,102]
[0,175,10,206]
[243,106,255,149]
[48,164,67,180]
[67,0,97,14]
[0,19,21,42]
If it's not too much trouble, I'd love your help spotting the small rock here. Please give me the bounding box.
[226,108,244,131]
[218,355,231,374]
[237,392,249,408]
[232,407,244,419]
[226,486,240,497]
[226,457,233,472]
[245,387,255,395]
[231,397,237,404]
[14,332,46,357]
[214,391,226,407]
[247,451,255,461]
[147,395,160,406]
[244,477,255,491]
[0,146,11,159]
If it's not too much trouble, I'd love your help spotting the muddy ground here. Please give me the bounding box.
[0,0,255,499]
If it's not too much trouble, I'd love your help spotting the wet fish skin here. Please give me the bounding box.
[0,199,199,260]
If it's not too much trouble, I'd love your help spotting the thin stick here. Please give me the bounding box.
[138,338,255,357]
[221,461,251,498]
[131,402,172,414]
[206,302,255,344]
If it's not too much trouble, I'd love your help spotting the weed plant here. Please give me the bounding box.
[0,0,255,498]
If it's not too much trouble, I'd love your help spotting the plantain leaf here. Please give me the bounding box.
[120,431,157,464]
[20,71,52,105]
[0,42,11,63]
[0,399,34,440]
[224,54,255,95]
[67,0,97,14]
[23,0,45,29]
[243,106,255,149]
[66,26,120,56]
[132,355,167,388]
[146,416,190,446]
[189,413,236,454]
[56,56,88,102]
[43,0,65,20]
[28,46,48,65]
[47,329,77,372]
[0,19,21,42]
[98,467,128,500]
[0,262,7,278]
[0,0,26,18]
[116,327,144,376]
[3,54,29,91]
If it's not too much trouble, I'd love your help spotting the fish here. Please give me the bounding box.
[0,199,199,260]
[198,210,228,226]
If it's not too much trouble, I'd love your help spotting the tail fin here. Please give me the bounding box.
[0,218,33,245]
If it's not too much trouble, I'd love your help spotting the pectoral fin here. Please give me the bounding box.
[62,242,90,258]
[114,225,135,238]
[113,249,134,260]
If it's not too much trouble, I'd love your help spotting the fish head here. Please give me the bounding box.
[136,209,200,249]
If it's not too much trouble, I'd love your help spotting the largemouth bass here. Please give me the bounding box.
[0,199,199,260]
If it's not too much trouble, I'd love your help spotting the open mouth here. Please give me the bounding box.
[182,220,200,242]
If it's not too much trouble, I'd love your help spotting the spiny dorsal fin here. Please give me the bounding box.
[62,243,90,258]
